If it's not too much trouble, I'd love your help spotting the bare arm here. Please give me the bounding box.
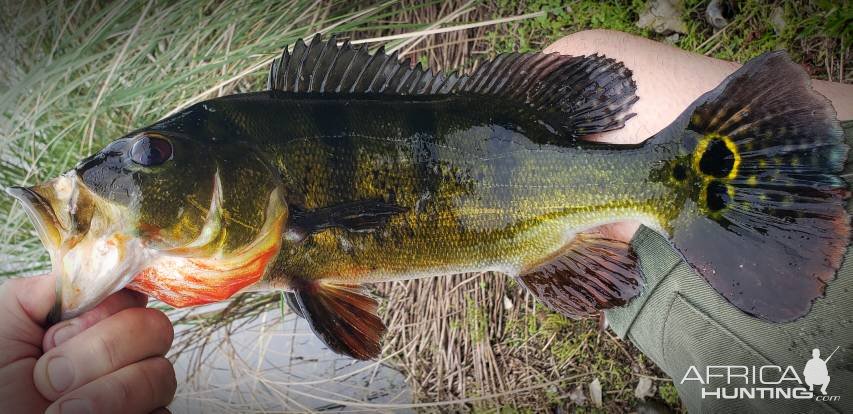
[546,30,853,240]
[547,30,853,142]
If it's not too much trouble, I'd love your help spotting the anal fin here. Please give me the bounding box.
[517,233,643,319]
[289,280,386,360]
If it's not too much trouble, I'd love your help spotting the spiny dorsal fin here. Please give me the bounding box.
[516,232,643,319]
[267,35,455,94]
[268,35,638,138]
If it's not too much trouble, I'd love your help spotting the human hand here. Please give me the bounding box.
[0,275,176,413]
[546,30,853,242]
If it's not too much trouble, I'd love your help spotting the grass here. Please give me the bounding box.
[1,0,849,412]
[0,0,394,274]
[486,0,850,81]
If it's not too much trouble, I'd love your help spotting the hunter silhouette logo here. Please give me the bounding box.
[803,347,839,396]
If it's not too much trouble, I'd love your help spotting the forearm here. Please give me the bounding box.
[546,29,853,145]
[546,30,853,242]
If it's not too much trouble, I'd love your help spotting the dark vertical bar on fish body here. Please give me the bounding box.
[196,92,678,283]
[311,100,359,204]
[404,100,440,213]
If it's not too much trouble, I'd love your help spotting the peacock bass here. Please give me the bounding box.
[8,37,849,359]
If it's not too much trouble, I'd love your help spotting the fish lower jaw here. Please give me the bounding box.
[57,235,153,319]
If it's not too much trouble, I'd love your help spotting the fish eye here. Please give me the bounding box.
[130,133,173,166]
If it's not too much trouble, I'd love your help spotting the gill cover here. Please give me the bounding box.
[84,127,290,308]
[9,121,288,322]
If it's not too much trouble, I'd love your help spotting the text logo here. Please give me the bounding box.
[680,346,841,402]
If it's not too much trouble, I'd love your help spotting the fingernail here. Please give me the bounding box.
[47,356,74,393]
[59,399,93,414]
[52,324,78,347]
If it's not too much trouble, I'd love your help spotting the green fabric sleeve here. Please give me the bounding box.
[605,120,853,414]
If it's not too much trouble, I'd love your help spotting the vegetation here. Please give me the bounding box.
[487,0,850,81]
[1,0,848,412]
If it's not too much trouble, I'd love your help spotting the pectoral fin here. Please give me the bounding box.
[287,200,407,241]
[517,233,643,319]
[289,280,386,360]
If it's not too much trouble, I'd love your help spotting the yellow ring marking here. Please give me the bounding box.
[692,132,741,181]
[692,133,742,214]
[721,136,740,180]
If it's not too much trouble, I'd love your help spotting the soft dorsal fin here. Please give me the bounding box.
[516,232,643,318]
[288,280,386,360]
[268,35,638,138]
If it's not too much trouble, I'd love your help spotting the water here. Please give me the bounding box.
[169,307,412,413]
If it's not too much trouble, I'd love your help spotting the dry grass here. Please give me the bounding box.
[376,275,665,412]
[336,1,852,411]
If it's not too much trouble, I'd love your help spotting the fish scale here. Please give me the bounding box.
[196,93,674,283]
[7,38,848,360]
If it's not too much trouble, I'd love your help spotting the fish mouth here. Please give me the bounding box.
[6,184,67,324]
[6,185,64,253]
[7,174,137,325]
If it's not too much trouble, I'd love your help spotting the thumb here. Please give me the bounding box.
[0,274,56,358]
[3,274,56,323]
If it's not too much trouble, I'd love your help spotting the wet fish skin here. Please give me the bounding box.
[7,38,848,360]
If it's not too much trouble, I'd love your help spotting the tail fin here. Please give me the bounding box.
[663,51,849,322]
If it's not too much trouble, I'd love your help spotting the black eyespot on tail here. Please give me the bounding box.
[667,51,849,322]
[698,138,735,178]
[705,180,730,211]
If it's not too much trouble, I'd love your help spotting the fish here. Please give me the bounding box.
[7,36,849,360]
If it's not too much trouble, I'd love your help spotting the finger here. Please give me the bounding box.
[0,274,56,323]
[43,289,148,351]
[45,357,176,414]
[595,221,641,244]
[34,307,173,400]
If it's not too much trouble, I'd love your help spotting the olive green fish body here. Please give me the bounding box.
[9,37,849,360]
[186,92,677,284]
